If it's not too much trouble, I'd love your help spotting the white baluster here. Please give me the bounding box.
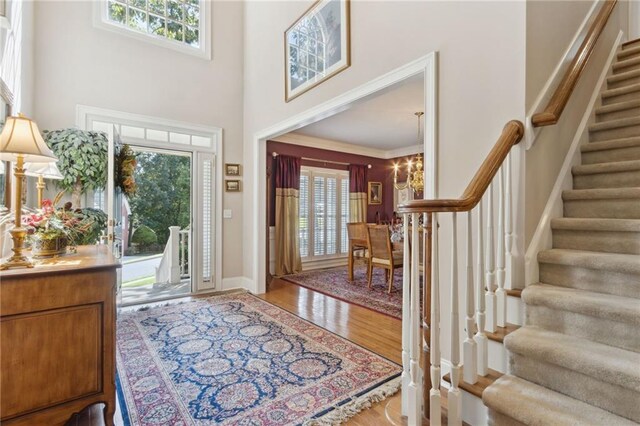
[430,213,441,425]
[505,152,514,296]
[485,183,497,333]
[401,213,411,416]
[449,213,462,425]
[505,152,513,254]
[408,213,423,424]
[496,167,507,327]
[463,211,477,384]
[474,201,488,376]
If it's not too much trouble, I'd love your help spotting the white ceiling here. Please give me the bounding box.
[293,73,425,150]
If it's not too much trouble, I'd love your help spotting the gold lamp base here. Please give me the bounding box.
[0,227,34,271]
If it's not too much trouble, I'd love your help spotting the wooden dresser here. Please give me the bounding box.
[0,246,120,426]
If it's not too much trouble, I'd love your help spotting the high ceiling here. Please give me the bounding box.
[294,74,425,151]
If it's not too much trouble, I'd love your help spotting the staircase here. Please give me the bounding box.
[483,38,640,426]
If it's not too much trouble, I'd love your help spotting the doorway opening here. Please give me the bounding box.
[257,53,438,295]
[120,147,193,305]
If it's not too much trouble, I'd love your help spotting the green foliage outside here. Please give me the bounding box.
[43,129,108,208]
[131,224,158,246]
[107,0,200,46]
[129,152,190,246]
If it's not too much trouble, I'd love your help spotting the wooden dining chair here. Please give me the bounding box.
[366,224,403,293]
[347,222,370,282]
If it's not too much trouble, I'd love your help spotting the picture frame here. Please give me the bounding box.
[225,163,241,176]
[225,180,241,192]
[368,181,382,205]
[393,187,413,212]
[284,0,350,102]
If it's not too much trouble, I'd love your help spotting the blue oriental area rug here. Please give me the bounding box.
[116,292,401,425]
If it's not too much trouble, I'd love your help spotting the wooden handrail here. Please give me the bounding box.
[398,120,524,214]
[531,0,617,127]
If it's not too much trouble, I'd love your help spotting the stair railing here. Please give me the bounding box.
[397,0,621,422]
[398,120,524,425]
[532,0,617,127]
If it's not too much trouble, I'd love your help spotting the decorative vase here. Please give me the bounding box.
[31,233,68,258]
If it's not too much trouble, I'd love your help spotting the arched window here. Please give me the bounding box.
[288,15,327,90]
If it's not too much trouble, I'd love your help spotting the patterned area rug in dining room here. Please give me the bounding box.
[116,292,401,426]
[282,266,404,319]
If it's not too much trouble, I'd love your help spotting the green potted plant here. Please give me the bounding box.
[43,129,108,208]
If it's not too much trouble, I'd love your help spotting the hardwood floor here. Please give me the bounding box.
[259,278,405,425]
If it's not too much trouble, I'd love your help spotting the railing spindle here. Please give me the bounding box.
[449,213,462,425]
[401,213,411,416]
[423,213,432,420]
[430,213,441,425]
[474,201,488,376]
[496,167,507,327]
[463,211,477,384]
[485,183,497,333]
[408,213,423,424]
[505,152,513,298]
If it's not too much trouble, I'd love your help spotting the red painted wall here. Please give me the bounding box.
[266,140,400,226]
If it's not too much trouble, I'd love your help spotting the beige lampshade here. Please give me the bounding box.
[0,114,57,163]
[25,161,64,180]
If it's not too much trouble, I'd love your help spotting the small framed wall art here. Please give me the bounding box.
[368,181,382,205]
[225,180,241,192]
[284,0,350,102]
[225,163,241,176]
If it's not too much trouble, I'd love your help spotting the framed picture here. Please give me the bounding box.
[225,180,241,192]
[368,182,382,205]
[394,187,413,212]
[285,0,350,102]
[225,163,241,176]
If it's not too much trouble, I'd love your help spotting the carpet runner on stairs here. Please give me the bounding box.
[484,38,640,425]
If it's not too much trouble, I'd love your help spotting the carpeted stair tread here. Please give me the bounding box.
[483,375,638,426]
[623,38,640,50]
[595,98,640,116]
[504,326,640,391]
[550,217,640,231]
[588,116,640,133]
[522,284,640,326]
[562,187,640,200]
[613,56,640,72]
[607,68,640,89]
[582,135,640,152]
[601,82,640,99]
[572,159,640,175]
[537,248,640,275]
[619,44,640,60]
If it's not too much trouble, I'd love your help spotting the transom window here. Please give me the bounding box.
[95,0,210,58]
[299,167,349,260]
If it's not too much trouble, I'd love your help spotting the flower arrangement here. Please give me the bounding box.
[24,192,98,257]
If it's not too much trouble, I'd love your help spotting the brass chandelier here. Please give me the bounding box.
[393,112,424,194]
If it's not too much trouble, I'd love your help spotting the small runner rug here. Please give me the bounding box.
[116,292,401,425]
[282,266,404,320]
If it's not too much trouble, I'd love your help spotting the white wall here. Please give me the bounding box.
[630,0,640,40]
[32,1,245,279]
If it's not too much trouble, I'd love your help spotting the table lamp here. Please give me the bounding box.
[25,162,63,208]
[0,114,58,270]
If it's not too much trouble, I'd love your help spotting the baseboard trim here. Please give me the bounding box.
[221,276,255,292]
[524,30,624,286]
